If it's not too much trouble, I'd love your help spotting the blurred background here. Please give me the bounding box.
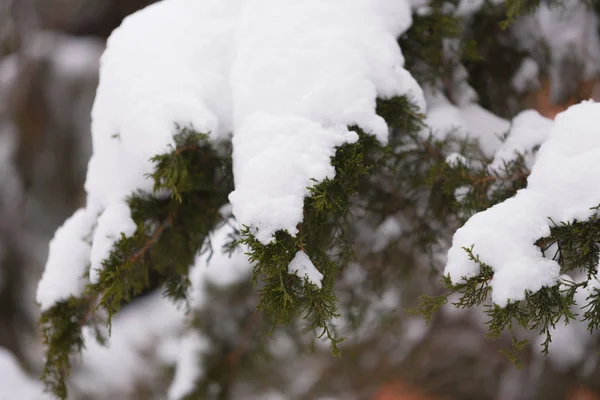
[3,1,600,399]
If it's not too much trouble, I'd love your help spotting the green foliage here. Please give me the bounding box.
[96,128,231,321]
[428,151,529,221]
[418,208,600,364]
[39,128,233,399]
[39,297,93,398]
[412,124,600,364]
[462,2,528,118]
[37,2,600,397]
[239,96,424,356]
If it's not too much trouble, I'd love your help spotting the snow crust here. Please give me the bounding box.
[445,101,600,306]
[288,251,323,289]
[229,0,423,244]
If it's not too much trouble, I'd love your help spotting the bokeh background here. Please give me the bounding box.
[3,1,600,399]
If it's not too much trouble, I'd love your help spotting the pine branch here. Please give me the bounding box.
[39,128,232,399]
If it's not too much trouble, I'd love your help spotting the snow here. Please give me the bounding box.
[0,347,47,400]
[229,0,423,244]
[445,152,468,168]
[168,332,209,400]
[229,116,358,244]
[38,0,241,310]
[288,251,323,289]
[460,104,510,156]
[489,110,552,172]
[39,0,424,307]
[37,208,97,311]
[445,101,600,306]
[87,0,238,206]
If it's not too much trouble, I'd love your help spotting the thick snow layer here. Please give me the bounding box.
[40,0,423,307]
[445,101,600,306]
[288,251,323,289]
[87,0,239,207]
[489,110,552,172]
[0,348,47,399]
[229,115,358,243]
[38,0,241,310]
[37,209,97,311]
[229,0,423,244]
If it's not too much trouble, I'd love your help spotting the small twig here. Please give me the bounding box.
[79,214,174,327]
[469,170,529,186]
[129,215,173,264]
[174,144,202,155]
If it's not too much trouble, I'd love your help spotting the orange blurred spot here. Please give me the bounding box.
[524,75,600,120]
[569,387,600,400]
[372,383,437,400]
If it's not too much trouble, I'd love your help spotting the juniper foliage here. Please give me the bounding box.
[36,1,600,398]
[39,129,233,398]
